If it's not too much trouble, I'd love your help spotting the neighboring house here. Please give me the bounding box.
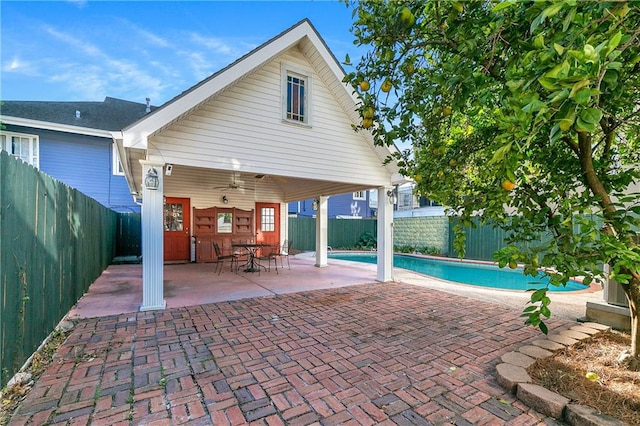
[113,19,406,311]
[0,97,153,212]
[290,189,379,218]
[394,184,446,217]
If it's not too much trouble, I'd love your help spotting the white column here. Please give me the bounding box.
[377,187,394,282]
[140,160,166,311]
[315,196,328,267]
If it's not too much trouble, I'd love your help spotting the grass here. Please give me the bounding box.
[528,330,640,425]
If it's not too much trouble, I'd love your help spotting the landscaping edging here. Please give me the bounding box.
[495,322,626,425]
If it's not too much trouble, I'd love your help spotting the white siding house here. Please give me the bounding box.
[113,19,406,310]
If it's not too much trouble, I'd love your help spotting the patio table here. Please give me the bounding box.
[232,243,270,272]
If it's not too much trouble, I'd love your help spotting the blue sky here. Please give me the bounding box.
[1,0,361,106]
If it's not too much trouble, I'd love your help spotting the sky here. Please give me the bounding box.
[0,0,363,106]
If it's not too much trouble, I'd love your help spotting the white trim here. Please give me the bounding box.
[0,130,40,168]
[353,191,366,200]
[281,63,313,127]
[112,143,124,176]
[0,116,113,138]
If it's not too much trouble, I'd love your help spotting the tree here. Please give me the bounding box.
[343,0,640,364]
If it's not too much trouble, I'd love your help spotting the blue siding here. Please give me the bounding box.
[288,192,376,218]
[6,125,139,212]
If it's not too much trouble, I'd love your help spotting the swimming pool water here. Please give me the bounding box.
[329,253,587,292]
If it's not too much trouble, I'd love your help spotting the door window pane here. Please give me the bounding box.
[164,203,183,231]
[261,207,275,232]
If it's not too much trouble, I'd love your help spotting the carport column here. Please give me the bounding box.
[315,196,329,267]
[140,160,166,311]
[377,186,394,282]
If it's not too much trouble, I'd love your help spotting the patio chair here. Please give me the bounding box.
[255,244,278,275]
[213,242,238,275]
[274,239,293,270]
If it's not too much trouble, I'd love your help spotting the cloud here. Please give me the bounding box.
[189,33,236,56]
[66,0,87,8]
[37,25,173,102]
[45,26,102,57]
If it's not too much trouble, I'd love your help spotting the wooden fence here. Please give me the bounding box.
[116,213,141,257]
[288,217,377,251]
[0,151,117,387]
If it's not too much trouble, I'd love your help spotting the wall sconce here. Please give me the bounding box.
[387,188,398,205]
[312,198,319,211]
[144,167,160,190]
[222,195,228,204]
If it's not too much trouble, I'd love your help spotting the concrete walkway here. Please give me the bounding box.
[8,255,603,425]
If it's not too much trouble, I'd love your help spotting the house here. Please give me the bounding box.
[0,97,151,212]
[289,189,379,218]
[113,19,406,311]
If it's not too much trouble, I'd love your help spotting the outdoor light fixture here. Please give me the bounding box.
[312,198,319,211]
[144,167,160,190]
[387,188,398,205]
[222,195,228,204]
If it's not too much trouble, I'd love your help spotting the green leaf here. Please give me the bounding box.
[549,123,562,142]
[539,321,549,335]
[488,142,512,165]
[574,87,591,105]
[530,288,547,303]
[540,305,551,318]
[607,31,622,57]
[549,89,570,104]
[584,44,597,62]
[538,77,560,91]
[492,1,515,12]
[576,116,597,133]
[607,61,623,70]
[558,108,576,131]
[553,43,564,55]
[542,2,563,18]
[344,54,351,66]
[569,79,591,99]
[580,108,603,124]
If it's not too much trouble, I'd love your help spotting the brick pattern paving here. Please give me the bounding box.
[9,282,570,425]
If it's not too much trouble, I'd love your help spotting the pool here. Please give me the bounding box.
[328,253,588,292]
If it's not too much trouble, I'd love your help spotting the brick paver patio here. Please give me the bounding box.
[9,281,570,425]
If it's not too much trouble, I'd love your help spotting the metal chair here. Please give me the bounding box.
[255,244,278,275]
[274,239,293,270]
[213,242,238,275]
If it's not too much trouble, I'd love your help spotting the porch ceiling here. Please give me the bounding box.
[127,149,380,202]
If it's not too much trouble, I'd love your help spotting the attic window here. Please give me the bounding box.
[282,64,312,126]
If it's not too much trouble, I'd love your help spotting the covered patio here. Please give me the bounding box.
[67,253,380,319]
[112,19,406,312]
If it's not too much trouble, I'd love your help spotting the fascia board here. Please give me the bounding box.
[0,116,112,138]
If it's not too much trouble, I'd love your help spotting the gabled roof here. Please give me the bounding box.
[1,97,153,133]
[118,19,366,149]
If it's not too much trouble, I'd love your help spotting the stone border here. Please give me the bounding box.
[496,322,628,425]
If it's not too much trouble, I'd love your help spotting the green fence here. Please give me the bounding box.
[0,151,117,387]
[289,216,514,261]
[288,217,377,251]
[447,218,508,261]
[116,213,141,257]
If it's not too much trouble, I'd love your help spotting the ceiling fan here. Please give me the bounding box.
[213,175,250,192]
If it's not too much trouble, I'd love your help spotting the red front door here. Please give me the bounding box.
[255,203,280,251]
[164,197,191,262]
